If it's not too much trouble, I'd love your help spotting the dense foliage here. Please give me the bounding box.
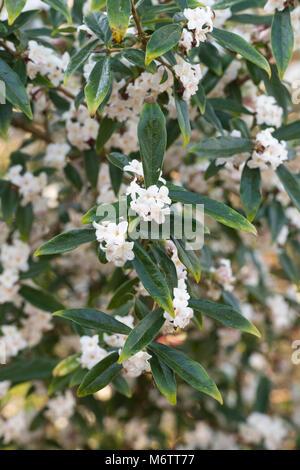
[0,0,299,450]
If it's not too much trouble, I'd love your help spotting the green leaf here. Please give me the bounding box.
[0,103,12,138]
[85,56,111,116]
[134,297,150,320]
[174,86,191,147]
[171,238,201,283]
[4,0,26,25]
[240,162,262,221]
[174,0,188,9]
[212,27,271,77]
[77,352,122,397]
[148,342,223,404]
[1,183,19,224]
[16,203,34,241]
[107,152,129,170]
[208,98,252,116]
[188,299,261,337]
[193,82,206,115]
[138,101,167,187]
[150,245,178,291]
[96,117,118,152]
[0,358,57,384]
[168,185,257,234]
[150,353,177,405]
[271,8,294,81]
[145,24,182,66]
[0,58,32,119]
[107,278,139,309]
[53,308,132,334]
[273,120,300,141]
[84,10,112,43]
[122,49,157,73]
[188,136,253,158]
[19,285,65,312]
[35,228,96,256]
[276,164,300,211]
[254,376,272,413]
[133,242,174,316]
[106,0,131,44]
[279,250,299,285]
[64,39,99,85]
[53,354,81,377]
[64,163,83,190]
[112,375,132,398]
[119,308,164,363]
[42,0,72,23]
[84,150,100,189]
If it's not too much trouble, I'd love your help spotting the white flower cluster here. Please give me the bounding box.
[264,0,285,13]
[63,104,99,151]
[104,315,134,348]
[255,95,283,128]
[240,412,288,450]
[213,258,236,292]
[6,165,47,206]
[93,220,135,267]
[0,238,30,304]
[183,6,214,45]
[0,325,27,360]
[0,411,28,445]
[27,40,69,87]
[44,142,71,170]
[248,128,288,171]
[167,240,187,280]
[79,335,108,370]
[126,160,171,224]
[267,294,296,333]
[45,391,75,426]
[174,56,202,101]
[122,351,152,378]
[21,304,53,347]
[164,278,194,329]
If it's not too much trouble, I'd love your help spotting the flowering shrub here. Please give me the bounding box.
[0,0,299,450]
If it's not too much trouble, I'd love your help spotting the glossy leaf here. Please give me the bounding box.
[4,0,26,25]
[64,39,99,85]
[145,24,182,66]
[42,0,72,23]
[240,162,262,221]
[85,56,111,116]
[77,352,122,397]
[150,353,177,405]
[271,8,294,80]
[276,164,300,211]
[35,228,96,256]
[188,136,253,158]
[0,58,32,119]
[106,0,131,44]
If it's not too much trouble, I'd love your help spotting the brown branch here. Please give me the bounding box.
[130,0,147,48]
[12,118,52,143]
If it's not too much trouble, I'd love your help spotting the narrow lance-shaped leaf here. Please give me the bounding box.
[42,0,72,23]
[85,56,111,116]
[53,354,81,377]
[133,242,174,316]
[271,8,294,81]
[150,354,177,405]
[64,39,99,85]
[145,24,182,66]
[119,308,164,363]
[212,27,271,77]
[106,0,131,44]
[35,228,96,256]
[168,185,257,235]
[4,0,26,25]
[19,285,65,313]
[77,352,122,397]
[276,164,300,212]
[148,342,223,404]
[188,299,261,337]
[273,120,300,141]
[138,101,167,187]
[0,58,32,119]
[171,238,201,283]
[188,136,254,158]
[174,86,191,147]
[112,375,132,398]
[53,308,132,334]
[240,161,262,221]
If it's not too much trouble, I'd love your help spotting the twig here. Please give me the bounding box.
[12,118,52,143]
[130,0,147,48]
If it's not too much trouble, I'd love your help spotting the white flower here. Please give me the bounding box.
[240,412,288,450]
[286,206,300,229]
[124,159,144,177]
[44,142,70,170]
[0,269,18,288]
[1,325,27,359]
[164,278,194,329]
[213,259,235,292]
[79,335,108,370]
[183,6,214,43]
[122,350,152,378]
[104,315,134,348]
[45,391,75,425]
[248,128,288,171]
[267,294,296,332]
[174,56,202,100]
[264,0,285,14]
[129,183,171,225]
[255,95,283,128]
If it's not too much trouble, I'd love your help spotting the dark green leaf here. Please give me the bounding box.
[77,352,122,397]
[271,8,294,80]
[35,228,96,256]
